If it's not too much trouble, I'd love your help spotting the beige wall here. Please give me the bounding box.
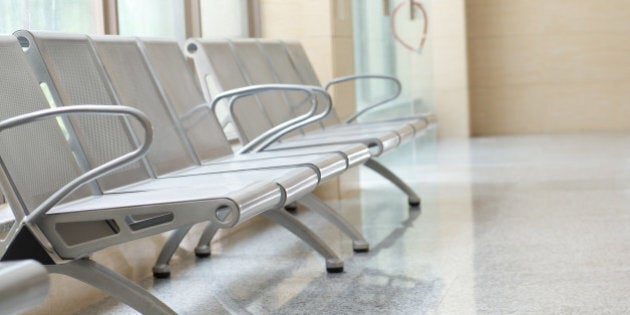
[467,0,630,136]
[432,0,471,138]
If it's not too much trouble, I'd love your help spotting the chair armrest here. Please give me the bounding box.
[201,84,327,154]
[0,105,153,222]
[177,84,325,151]
[238,86,333,154]
[179,84,318,128]
[324,74,402,124]
[0,260,49,314]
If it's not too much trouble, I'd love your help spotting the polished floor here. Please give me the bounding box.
[79,133,630,314]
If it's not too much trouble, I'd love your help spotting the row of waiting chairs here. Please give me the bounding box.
[0,30,435,314]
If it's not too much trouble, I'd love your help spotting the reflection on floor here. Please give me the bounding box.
[78,133,630,314]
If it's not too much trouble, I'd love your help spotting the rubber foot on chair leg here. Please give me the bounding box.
[408,198,421,208]
[284,204,298,213]
[326,266,344,273]
[195,245,211,258]
[153,265,171,279]
[325,259,344,273]
[352,240,370,253]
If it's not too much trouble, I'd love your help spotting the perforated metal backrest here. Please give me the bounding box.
[227,40,298,130]
[139,38,233,161]
[283,41,323,86]
[256,40,327,132]
[0,36,89,214]
[282,40,341,125]
[196,39,275,142]
[19,31,151,190]
[90,36,200,174]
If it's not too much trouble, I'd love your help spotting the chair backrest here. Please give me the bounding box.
[138,38,233,161]
[282,41,322,84]
[255,40,340,128]
[281,41,341,123]
[227,40,298,128]
[186,38,281,143]
[0,36,90,217]
[15,31,152,190]
[89,36,203,173]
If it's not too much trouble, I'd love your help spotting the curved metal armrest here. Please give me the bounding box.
[240,87,333,153]
[0,105,153,222]
[226,85,315,152]
[181,85,317,127]
[210,83,317,112]
[324,74,402,124]
[204,84,325,154]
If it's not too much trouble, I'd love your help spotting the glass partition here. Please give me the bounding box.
[117,0,185,41]
[200,0,249,38]
[352,0,434,120]
[0,0,103,35]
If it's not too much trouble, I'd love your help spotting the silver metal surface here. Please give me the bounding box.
[263,209,344,271]
[16,30,156,190]
[242,87,334,153]
[323,74,402,124]
[365,158,420,206]
[47,259,176,314]
[206,83,322,153]
[0,260,49,315]
[299,194,369,251]
[0,105,154,223]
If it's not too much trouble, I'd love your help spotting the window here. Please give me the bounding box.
[117,0,185,40]
[0,0,103,35]
[200,0,249,38]
[352,0,433,117]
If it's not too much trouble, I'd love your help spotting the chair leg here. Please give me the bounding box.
[194,222,220,258]
[152,225,193,278]
[298,194,369,252]
[364,158,421,208]
[263,209,344,273]
[47,258,176,315]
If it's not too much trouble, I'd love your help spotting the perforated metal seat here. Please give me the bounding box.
[213,143,370,168]
[173,153,346,183]
[266,129,402,156]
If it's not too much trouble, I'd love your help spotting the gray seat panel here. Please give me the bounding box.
[155,167,319,204]
[219,144,371,168]
[176,153,347,183]
[108,166,318,205]
[269,131,401,156]
[303,123,417,144]
[327,119,425,135]
[52,179,280,216]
